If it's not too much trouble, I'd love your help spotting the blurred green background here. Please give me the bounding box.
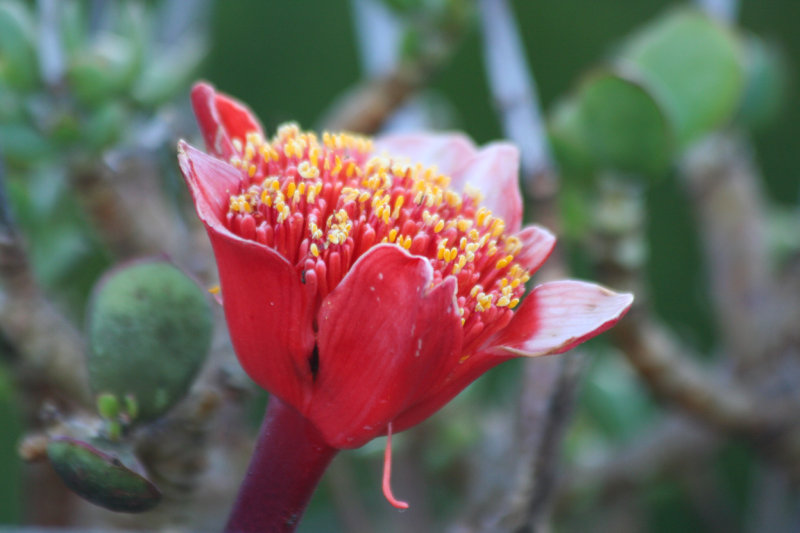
[1,0,798,531]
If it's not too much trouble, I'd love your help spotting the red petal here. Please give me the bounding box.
[191,82,263,159]
[311,245,462,448]
[491,280,634,357]
[450,142,523,233]
[514,225,556,274]
[391,351,503,433]
[178,141,315,409]
[178,141,242,225]
[373,132,477,176]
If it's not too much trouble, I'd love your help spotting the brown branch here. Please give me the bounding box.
[454,2,582,532]
[320,66,425,135]
[588,170,800,480]
[682,134,774,370]
[0,199,89,405]
[69,157,187,260]
[320,5,465,135]
[611,311,779,435]
[557,416,718,506]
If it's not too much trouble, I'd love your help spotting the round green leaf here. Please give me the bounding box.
[548,99,596,181]
[87,260,213,422]
[575,70,673,177]
[617,8,744,146]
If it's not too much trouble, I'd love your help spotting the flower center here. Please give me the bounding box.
[224,124,530,352]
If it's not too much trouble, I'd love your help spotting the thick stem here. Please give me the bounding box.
[224,397,338,533]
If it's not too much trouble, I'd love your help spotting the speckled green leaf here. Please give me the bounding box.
[87,260,212,422]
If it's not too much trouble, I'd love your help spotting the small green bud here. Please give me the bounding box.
[96,393,120,420]
[124,394,139,421]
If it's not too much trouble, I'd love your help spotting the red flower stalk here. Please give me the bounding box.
[178,82,633,530]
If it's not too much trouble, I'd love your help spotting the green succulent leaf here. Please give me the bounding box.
[47,437,161,513]
[87,260,213,422]
[132,39,206,107]
[549,70,673,180]
[617,8,744,146]
[0,0,39,90]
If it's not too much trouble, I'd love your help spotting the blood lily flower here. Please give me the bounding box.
[178,83,632,530]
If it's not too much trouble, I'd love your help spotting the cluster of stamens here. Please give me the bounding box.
[225,124,531,353]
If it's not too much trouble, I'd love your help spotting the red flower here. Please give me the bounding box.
[178,83,632,506]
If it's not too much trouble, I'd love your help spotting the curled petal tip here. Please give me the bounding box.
[495,280,634,358]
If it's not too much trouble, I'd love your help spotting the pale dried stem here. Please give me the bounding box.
[594,161,800,480]
[682,134,774,371]
[0,181,89,404]
[321,5,464,135]
[469,1,578,531]
[321,63,430,135]
[69,158,186,260]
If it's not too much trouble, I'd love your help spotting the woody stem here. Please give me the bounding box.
[224,396,338,533]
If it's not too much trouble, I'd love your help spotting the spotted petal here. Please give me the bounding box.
[311,245,462,448]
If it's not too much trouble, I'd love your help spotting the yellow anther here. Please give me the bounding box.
[232,138,243,153]
[491,218,505,238]
[433,220,445,233]
[392,195,405,218]
[332,156,343,177]
[497,296,511,307]
[388,228,399,242]
[496,255,514,269]
[456,218,472,232]
[509,298,520,309]
[310,243,320,257]
[230,156,242,168]
[208,285,221,295]
[287,182,296,198]
[476,207,491,227]
[248,164,256,177]
[298,161,319,179]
